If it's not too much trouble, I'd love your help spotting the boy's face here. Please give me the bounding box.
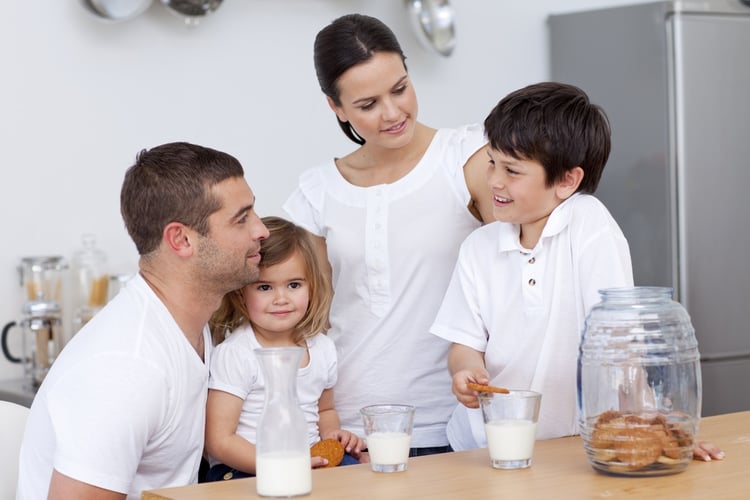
[486,147,575,248]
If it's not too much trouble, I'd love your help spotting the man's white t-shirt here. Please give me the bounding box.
[17,274,211,499]
[431,194,633,449]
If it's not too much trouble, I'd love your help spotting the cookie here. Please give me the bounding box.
[595,410,622,426]
[310,438,345,468]
[590,418,623,450]
[589,410,695,472]
[614,428,663,470]
[467,382,509,394]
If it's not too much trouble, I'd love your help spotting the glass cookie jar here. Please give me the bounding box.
[578,287,701,476]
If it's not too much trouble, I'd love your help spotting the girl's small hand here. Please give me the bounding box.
[693,440,725,461]
[310,456,329,469]
[323,429,366,457]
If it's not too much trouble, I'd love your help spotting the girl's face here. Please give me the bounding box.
[486,147,573,249]
[244,251,310,344]
[328,51,418,149]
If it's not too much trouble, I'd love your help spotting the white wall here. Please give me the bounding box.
[0,0,651,380]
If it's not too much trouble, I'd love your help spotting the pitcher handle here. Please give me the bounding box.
[1,321,23,363]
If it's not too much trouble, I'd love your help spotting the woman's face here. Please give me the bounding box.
[329,51,418,149]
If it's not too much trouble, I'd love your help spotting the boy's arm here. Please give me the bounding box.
[448,343,490,409]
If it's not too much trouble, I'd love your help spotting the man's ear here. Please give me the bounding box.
[326,96,347,123]
[556,166,584,199]
[163,222,194,257]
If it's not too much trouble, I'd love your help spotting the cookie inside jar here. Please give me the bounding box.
[584,410,695,476]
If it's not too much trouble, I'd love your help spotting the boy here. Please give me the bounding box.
[430,82,633,450]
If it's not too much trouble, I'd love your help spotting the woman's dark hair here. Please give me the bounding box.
[313,14,407,145]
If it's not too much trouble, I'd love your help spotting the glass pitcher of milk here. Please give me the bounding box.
[255,347,311,497]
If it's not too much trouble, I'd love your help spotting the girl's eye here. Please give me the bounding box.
[257,284,271,291]
[289,282,302,290]
[393,85,407,95]
[506,167,519,175]
[360,101,376,111]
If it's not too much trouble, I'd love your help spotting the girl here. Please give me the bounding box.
[204,216,365,481]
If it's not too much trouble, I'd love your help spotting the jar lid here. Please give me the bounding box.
[23,300,61,316]
[20,256,68,272]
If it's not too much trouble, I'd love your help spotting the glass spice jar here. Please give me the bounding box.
[577,287,701,476]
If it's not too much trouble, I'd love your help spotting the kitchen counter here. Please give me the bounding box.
[0,377,35,407]
[142,410,749,499]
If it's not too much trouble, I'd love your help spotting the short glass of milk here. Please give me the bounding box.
[479,390,541,469]
[360,404,415,472]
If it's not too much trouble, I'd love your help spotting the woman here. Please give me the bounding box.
[283,14,493,456]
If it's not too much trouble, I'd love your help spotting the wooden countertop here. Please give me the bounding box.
[142,411,750,499]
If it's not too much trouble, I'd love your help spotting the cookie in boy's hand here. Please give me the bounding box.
[467,382,510,394]
[310,438,345,467]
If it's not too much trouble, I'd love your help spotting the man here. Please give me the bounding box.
[17,142,269,499]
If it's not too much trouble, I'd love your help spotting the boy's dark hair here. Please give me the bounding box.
[484,82,611,193]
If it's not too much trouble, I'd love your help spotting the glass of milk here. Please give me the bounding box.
[360,404,415,472]
[478,391,541,469]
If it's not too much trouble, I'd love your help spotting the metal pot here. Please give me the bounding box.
[80,0,154,22]
[160,0,223,25]
[404,0,457,57]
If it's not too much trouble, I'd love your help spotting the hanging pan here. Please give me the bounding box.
[80,0,154,22]
[404,0,457,57]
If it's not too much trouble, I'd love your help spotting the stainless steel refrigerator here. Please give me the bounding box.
[549,0,750,416]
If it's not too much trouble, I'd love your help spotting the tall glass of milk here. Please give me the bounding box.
[479,391,541,469]
[360,404,415,472]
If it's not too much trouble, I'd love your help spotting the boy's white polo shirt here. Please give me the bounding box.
[431,193,632,448]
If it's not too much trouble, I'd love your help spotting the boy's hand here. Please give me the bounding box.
[693,440,725,461]
[452,369,491,408]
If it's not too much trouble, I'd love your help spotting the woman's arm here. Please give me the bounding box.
[463,144,495,223]
[205,389,258,474]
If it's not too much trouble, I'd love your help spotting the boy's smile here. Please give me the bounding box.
[486,148,578,249]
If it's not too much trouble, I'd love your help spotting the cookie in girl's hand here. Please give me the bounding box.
[310,438,345,467]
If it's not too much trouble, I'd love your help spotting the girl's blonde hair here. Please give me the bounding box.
[209,216,332,345]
